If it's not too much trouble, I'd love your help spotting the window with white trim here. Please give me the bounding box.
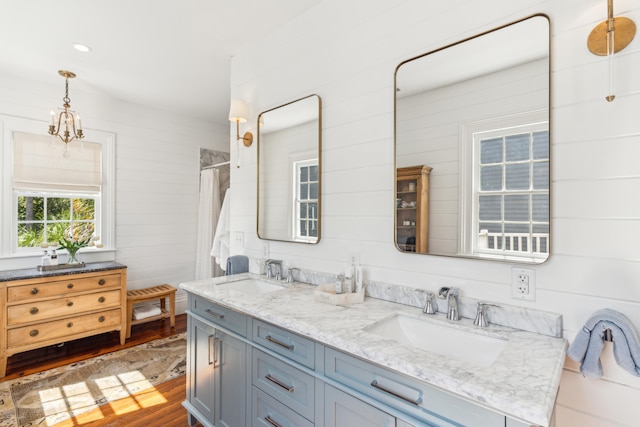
[1,116,115,258]
[474,125,549,257]
[294,159,318,241]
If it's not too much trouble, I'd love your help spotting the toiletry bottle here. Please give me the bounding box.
[355,265,363,293]
[41,250,50,266]
[50,249,58,266]
[335,274,344,294]
[343,268,353,293]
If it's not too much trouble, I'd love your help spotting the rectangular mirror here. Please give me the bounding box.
[394,15,550,263]
[258,95,322,243]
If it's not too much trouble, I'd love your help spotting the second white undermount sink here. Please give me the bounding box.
[216,278,285,295]
[366,314,507,367]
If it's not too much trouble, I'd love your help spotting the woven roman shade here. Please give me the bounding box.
[13,131,101,194]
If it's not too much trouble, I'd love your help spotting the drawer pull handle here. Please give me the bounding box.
[67,322,73,328]
[31,288,39,295]
[98,297,106,303]
[264,416,282,427]
[98,279,106,286]
[265,374,294,393]
[67,283,74,289]
[265,335,294,351]
[208,335,220,367]
[370,379,422,406]
[205,309,225,320]
[67,301,74,307]
[30,307,39,315]
[98,316,105,322]
[30,329,39,337]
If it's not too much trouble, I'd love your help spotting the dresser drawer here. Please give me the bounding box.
[7,274,121,302]
[252,386,314,427]
[253,320,315,369]
[7,290,122,326]
[190,295,248,337]
[253,348,315,421]
[7,308,121,349]
[325,348,503,427]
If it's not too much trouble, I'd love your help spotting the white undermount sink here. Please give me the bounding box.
[366,314,507,367]
[216,278,285,295]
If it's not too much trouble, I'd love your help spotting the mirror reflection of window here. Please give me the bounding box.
[295,160,319,240]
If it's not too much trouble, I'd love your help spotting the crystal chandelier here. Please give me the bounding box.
[48,70,84,154]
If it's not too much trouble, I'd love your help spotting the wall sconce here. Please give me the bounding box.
[587,0,636,102]
[228,99,253,147]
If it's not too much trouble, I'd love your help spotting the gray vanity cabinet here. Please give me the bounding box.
[185,299,249,427]
[325,384,395,426]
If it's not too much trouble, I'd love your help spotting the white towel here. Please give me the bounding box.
[133,303,162,320]
[211,188,231,271]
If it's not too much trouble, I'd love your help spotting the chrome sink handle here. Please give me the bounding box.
[422,291,436,314]
[474,302,499,328]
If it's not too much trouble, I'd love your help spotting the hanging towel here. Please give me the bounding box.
[211,188,231,271]
[567,308,640,378]
[225,255,249,275]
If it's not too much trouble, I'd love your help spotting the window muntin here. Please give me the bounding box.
[295,160,319,240]
[16,193,97,249]
[475,128,549,257]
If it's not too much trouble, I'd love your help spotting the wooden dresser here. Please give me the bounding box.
[0,262,127,377]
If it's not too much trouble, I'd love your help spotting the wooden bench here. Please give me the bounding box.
[126,284,176,339]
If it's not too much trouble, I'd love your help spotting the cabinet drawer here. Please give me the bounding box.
[190,295,248,337]
[8,274,121,303]
[325,347,503,427]
[253,348,315,421]
[252,386,314,427]
[7,290,121,326]
[7,308,121,349]
[253,320,315,369]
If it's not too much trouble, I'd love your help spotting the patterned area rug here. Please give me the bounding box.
[0,333,186,427]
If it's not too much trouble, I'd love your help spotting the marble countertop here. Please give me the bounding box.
[0,261,127,282]
[180,273,566,427]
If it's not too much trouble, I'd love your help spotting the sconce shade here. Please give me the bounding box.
[229,99,248,123]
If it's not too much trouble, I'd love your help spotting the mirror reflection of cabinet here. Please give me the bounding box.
[396,165,431,253]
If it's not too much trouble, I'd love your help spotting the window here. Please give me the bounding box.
[294,160,319,241]
[1,115,115,258]
[474,127,549,257]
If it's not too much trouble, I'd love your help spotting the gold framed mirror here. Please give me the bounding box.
[394,15,550,263]
[257,94,322,243]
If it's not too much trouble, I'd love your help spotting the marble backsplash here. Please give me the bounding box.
[249,258,562,338]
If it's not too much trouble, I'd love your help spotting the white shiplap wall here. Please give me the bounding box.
[229,0,640,425]
[0,71,228,302]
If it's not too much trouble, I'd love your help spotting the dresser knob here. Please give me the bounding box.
[98,279,106,286]
[98,316,105,322]
[67,301,74,307]
[30,288,38,295]
[67,322,73,328]
[98,296,105,303]
[67,283,74,289]
[30,329,39,337]
[30,307,39,315]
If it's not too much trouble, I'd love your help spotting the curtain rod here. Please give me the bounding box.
[202,160,230,170]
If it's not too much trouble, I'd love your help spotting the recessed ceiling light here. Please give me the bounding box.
[73,43,91,53]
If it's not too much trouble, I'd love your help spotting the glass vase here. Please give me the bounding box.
[67,251,82,265]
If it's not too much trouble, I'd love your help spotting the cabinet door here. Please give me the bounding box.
[325,385,395,427]
[215,330,248,427]
[188,316,217,424]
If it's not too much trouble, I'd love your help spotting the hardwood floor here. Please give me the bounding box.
[3,314,202,426]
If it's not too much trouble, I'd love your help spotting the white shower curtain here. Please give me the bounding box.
[195,168,223,279]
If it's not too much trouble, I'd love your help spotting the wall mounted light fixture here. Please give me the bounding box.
[48,70,84,156]
[587,0,636,101]
[228,99,253,147]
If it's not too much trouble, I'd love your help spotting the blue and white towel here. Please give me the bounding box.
[568,308,640,378]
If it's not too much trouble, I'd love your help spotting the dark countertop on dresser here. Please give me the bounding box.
[0,262,127,282]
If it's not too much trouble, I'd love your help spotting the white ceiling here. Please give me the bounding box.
[1,0,321,124]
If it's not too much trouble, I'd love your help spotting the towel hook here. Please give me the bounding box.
[604,328,613,342]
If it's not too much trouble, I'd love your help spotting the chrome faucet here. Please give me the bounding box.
[264,259,283,280]
[422,291,436,314]
[438,287,460,321]
[474,302,499,328]
[286,267,299,283]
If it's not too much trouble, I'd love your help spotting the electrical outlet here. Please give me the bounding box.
[512,267,535,301]
[262,242,270,258]
[232,231,244,248]
[349,251,360,267]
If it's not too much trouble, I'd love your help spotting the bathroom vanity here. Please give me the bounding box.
[181,274,565,427]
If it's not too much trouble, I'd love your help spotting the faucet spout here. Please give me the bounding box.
[438,287,460,321]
